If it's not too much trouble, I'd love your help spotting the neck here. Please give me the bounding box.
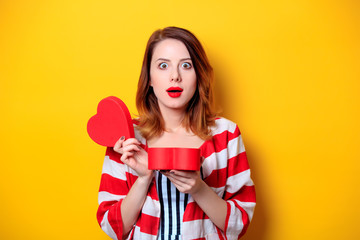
[158,105,186,133]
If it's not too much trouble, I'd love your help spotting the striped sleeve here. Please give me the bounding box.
[222,125,256,239]
[96,147,133,240]
[182,118,256,239]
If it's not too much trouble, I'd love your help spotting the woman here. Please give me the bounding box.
[96,26,256,240]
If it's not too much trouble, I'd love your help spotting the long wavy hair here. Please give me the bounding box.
[136,26,217,140]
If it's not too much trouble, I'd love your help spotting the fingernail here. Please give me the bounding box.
[120,136,125,140]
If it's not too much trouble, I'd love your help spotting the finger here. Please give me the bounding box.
[121,152,133,163]
[169,170,197,178]
[123,151,135,159]
[120,152,129,162]
[167,179,184,190]
[122,138,141,147]
[166,173,189,185]
[122,144,140,153]
[113,136,125,153]
[166,175,190,192]
[166,174,182,184]
[163,170,188,179]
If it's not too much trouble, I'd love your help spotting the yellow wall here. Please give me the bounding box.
[1,0,359,239]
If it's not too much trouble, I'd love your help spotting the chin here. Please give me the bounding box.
[169,104,187,110]
[164,102,188,110]
[158,97,192,111]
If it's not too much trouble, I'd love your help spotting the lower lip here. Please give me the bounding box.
[167,91,182,98]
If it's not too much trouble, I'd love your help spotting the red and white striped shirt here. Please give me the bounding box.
[97,117,256,240]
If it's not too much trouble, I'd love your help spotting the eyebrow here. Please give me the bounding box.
[155,57,192,62]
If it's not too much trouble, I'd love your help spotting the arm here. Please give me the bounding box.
[117,138,154,238]
[97,138,153,240]
[221,126,256,238]
[120,174,153,238]
[163,170,227,230]
[164,124,256,238]
[97,147,130,240]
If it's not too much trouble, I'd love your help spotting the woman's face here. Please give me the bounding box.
[150,38,197,113]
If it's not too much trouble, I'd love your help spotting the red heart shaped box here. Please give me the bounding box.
[148,147,201,171]
[87,96,134,147]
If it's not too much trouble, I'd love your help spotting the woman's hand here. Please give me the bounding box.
[113,137,153,179]
[163,169,227,231]
[162,170,205,195]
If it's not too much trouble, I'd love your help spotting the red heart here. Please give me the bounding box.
[87,96,134,147]
[148,148,201,170]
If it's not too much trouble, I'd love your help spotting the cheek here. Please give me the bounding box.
[150,68,166,85]
[188,72,197,92]
[185,79,197,100]
[149,73,165,97]
[149,64,161,86]
[189,83,197,97]
[150,74,163,89]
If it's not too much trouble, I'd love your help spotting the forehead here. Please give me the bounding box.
[152,38,190,60]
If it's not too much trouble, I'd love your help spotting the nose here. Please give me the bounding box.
[171,67,181,82]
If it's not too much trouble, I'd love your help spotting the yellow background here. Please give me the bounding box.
[1,0,359,239]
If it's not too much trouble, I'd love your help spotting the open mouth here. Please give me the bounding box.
[166,87,183,98]
[166,87,183,93]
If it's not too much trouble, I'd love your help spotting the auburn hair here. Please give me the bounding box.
[136,26,217,140]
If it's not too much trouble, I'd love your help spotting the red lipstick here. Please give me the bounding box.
[166,87,183,98]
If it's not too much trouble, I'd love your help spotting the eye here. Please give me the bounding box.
[181,62,192,69]
[159,62,168,69]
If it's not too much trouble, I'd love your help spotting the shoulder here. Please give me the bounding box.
[211,117,240,137]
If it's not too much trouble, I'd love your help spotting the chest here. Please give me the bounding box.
[147,131,205,148]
